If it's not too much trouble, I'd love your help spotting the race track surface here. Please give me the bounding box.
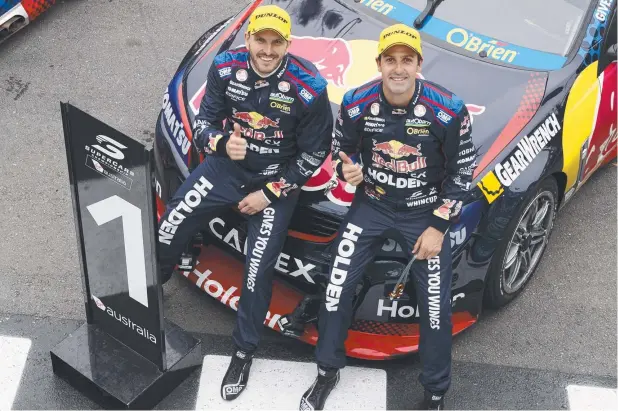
[0,0,615,409]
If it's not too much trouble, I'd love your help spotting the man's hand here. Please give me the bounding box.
[238,190,270,215]
[412,227,444,260]
[340,152,363,186]
[226,123,247,160]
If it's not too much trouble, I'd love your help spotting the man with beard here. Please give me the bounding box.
[156,5,333,401]
[299,24,477,410]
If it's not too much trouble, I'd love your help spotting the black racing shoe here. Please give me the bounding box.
[299,367,340,411]
[220,349,253,401]
[421,390,446,410]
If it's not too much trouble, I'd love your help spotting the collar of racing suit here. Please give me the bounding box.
[377,78,423,115]
[246,53,290,82]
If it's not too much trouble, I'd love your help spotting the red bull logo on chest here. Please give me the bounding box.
[373,140,422,159]
[372,140,426,173]
[372,152,427,173]
[232,109,280,130]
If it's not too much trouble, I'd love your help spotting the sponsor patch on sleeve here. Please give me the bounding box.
[208,133,224,153]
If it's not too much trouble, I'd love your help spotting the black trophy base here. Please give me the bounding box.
[50,320,202,409]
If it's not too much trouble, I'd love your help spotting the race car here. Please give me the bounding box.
[153,0,617,360]
[0,0,55,43]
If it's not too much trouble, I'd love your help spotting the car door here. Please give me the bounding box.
[562,3,617,196]
[579,6,617,183]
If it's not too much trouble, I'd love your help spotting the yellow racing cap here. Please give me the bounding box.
[247,5,292,41]
[378,23,423,59]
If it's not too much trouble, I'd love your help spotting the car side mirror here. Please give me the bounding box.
[608,44,617,58]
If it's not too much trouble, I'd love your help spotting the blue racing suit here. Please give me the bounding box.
[316,78,477,395]
[158,48,333,352]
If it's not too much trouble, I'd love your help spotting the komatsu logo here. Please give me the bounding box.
[162,89,192,155]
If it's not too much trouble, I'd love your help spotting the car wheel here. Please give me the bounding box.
[483,177,559,308]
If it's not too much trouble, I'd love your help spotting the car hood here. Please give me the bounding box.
[182,0,548,194]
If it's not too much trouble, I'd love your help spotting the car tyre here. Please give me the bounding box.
[483,177,559,308]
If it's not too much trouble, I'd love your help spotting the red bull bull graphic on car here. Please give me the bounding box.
[285,35,484,208]
[186,33,486,209]
[286,36,485,119]
[288,36,353,87]
[150,0,618,365]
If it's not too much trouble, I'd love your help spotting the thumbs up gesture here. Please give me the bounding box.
[339,152,363,186]
[226,123,247,160]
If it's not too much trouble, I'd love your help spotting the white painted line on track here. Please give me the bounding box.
[567,384,617,410]
[195,355,387,410]
[0,336,32,410]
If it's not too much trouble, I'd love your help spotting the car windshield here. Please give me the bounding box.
[404,0,593,56]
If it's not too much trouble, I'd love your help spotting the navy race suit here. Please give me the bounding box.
[194,47,332,200]
[158,48,333,353]
[332,78,476,230]
[316,78,476,395]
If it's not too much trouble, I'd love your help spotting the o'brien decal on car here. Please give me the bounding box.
[494,113,562,187]
[357,0,395,16]
[446,28,518,63]
[357,0,568,70]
